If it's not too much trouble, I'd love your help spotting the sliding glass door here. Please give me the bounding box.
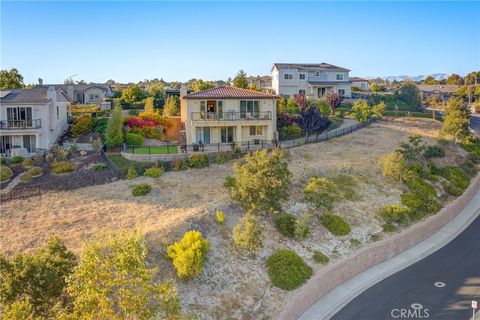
[240,101,259,119]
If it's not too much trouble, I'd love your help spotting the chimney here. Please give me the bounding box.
[38,78,43,85]
[47,86,56,102]
[180,84,187,98]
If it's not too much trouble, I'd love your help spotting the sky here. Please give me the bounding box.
[1,1,479,84]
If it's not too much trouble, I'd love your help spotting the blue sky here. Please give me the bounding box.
[1,1,479,84]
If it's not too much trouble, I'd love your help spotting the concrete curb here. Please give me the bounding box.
[279,173,480,320]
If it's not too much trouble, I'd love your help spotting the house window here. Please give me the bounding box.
[240,100,260,119]
[56,106,59,120]
[283,74,293,80]
[22,135,36,153]
[7,107,32,127]
[338,89,346,95]
[308,72,314,77]
[315,72,320,77]
[336,74,344,80]
[249,126,263,136]
[299,89,306,95]
[221,127,234,143]
[299,74,306,80]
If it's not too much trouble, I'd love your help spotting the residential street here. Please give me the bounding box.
[332,212,480,320]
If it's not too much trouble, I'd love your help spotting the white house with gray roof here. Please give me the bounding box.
[0,87,72,157]
[39,83,113,109]
[271,63,352,99]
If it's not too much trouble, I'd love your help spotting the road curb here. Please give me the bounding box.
[279,173,480,320]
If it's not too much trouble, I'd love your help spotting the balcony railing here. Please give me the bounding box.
[0,119,41,130]
[191,111,272,121]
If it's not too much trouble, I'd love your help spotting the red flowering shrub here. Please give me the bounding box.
[124,116,157,128]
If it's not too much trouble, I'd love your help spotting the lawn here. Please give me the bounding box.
[124,145,178,154]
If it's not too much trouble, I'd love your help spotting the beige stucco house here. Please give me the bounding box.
[0,87,71,157]
[180,86,278,145]
[271,63,352,99]
[350,77,369,90]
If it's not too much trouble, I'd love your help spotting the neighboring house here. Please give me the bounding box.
[271,63,352,99]
[180,86,278,145]
[350,77,369,90]
[0,87,71,157]
[417,84,461,98]
[246,75,272,92]
[39,84,113,108]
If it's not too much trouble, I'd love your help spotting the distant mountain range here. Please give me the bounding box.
[366,73,448,82]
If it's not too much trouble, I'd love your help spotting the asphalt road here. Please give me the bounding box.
[332,213,480,320]
[470,114,480,136]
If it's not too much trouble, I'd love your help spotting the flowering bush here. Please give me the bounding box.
[124,116,157,128]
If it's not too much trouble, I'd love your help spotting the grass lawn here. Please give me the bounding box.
[124,145,178,154]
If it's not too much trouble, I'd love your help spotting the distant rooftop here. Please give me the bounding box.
[183,86,278,100]
[273,63,350,72]
[417,84,461,94]
[350,77,368,82]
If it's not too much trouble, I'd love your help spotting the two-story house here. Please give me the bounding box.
[271,63,352,99]
[350,77,370,91]
[39,83,113,109]
[246,75,273,92]
[180,86,278,145]
[0,87,71,157]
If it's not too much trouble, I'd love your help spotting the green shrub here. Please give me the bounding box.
[423,145,445,158]
[382,223,396,233]
[224,175,236,188]
[127,167,138,179]
[19,172,32,182]
[295,213,311,239]
[27,166,43,177]
[266,249,312,290]
[71,115,94,137]
[166,230,210,279]
[400,191,440,220]
[232,213,264,252]
[0,166,13,182]
[171,158,188,171]
[215,210,225,223]
[376,204,411,226]
[125,133,144,147]
[275,213,297,238]
[131,183,151,196]
[319,213,351,236]
[91,163,107,171]
[143,166,165,178]
[279,123,303,140]
[51,144,69,162]
[304,177,338,209]
[51,161,75,174]
[378,151,408,182]
[22,158,33,168]
[11,155,23,164]
[0,157,5,164]
[188,154,209,168]
[214,152,231,164]
[230,149,291,214]
[436,166,470,196]
[312,251,330,264]
[94,118,108,137]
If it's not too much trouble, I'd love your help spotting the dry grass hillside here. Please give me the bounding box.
[0,118,469,319]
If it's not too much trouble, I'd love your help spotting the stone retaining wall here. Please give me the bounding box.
[279,173,480,320]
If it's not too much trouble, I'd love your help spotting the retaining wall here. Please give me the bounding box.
[279,173,480,320]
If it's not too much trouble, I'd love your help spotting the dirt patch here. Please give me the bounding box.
[0,118,465,319]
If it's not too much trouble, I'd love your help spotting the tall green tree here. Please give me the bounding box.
[423,76,439,85]
[121,85,146,104]
[0,68,25,88]
[442,97,471,142]
[191,79,215,92]
[163,96,179,116]
[66,231,181,320]
[233,70,249,89]
[398,81,421,108]
[228,149,291,214]
[446,73,463,85]
[0,237,76,318]
[145,82,165,107]
[105,106,124,147]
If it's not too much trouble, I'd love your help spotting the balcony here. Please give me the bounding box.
[191,111,272,121]
[0,119,41,130]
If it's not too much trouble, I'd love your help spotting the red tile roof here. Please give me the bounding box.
[183,86,278,100]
